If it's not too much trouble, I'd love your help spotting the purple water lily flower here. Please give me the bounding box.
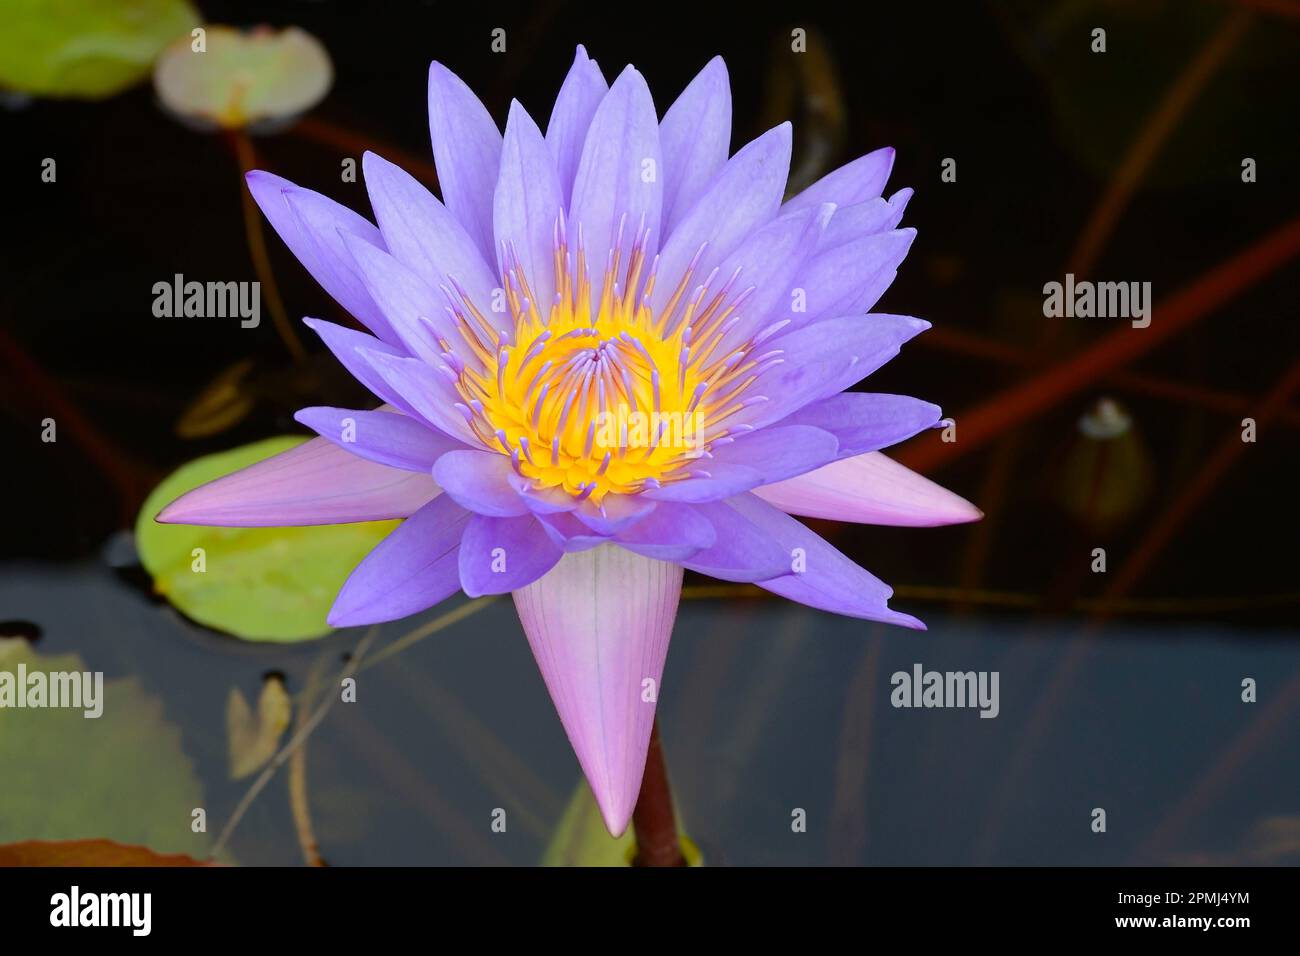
[159,47,980,835]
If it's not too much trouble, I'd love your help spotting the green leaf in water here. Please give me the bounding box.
[541,781,702,867]
[135,436,398,642]
[0,0,199,99]
[0,639,212,860]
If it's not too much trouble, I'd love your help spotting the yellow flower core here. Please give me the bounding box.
[443,221,774,504]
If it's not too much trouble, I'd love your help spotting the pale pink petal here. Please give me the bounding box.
[753,451,981,527]
[511,545,683,836]
[156,437,439,527]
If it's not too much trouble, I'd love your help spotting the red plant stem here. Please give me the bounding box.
[228,130,305,363]
[1066,7,1253,277]
[291,116,440,186]
[920,327,1300,427]
[631,721,685,867]
[897,213,1300,474]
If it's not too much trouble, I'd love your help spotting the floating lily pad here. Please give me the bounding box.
[153,24,332,130]
[0,0,198,99]
[135,436,397,642]
[0,639,211,859]
[541,780,702,866]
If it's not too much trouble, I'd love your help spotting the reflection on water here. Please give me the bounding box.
[3,559,1295,866]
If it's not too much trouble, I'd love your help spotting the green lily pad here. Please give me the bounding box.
[541,780,702,866]
[0,639,212,859]
[0,0,198,99]
[135,436,398,642]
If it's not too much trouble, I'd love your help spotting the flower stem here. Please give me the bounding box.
[228,129,305,363]
[631,720,686,867]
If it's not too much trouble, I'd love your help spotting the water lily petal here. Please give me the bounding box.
[428,61,502,261]
[568,64,662,305]
[678,499,792,582]
[572,493,656,535]
[511,545,683,835]
[753,451,982,527]
[432,449,530,517]
[726,493,925,628]
[546,45,608,206]
[650,122,791,318]
[328,494,470,626]
[340,233,451,364]
[458,513,563,596]
[156,436,438,527]
[783,145,895,212]
[659,55,731,235]
[708,202,831,357]
[614,501,716,561]
[820,188,913,250]
[245,171,397,344]
[708,424,839,484]
[736,313,930,430]
[790,228,915,328]
[772,392,942,459]
[360,151,499,316]
[641,461,764,503]
[496,100,564,315]
[363,350,484,447]
[294,406,462,472]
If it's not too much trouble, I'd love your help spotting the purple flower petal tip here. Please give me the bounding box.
[512,546,682,836]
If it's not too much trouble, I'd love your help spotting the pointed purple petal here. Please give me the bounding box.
[650,123,792,318]
[678,499,792,582]
[512,545,683,835]
[340,233,451,364]
[432,449,530,517]
[294,406,462,472]
[783,146,895,212]
[640,461,763,503]
[790,228,916,327]
[708,424,839,484]
[572,493,655,535]
[428,62,502,260]
[819,188,913,250]
[328,494,470,626]
[568,65,662,304]
[771,392,942,459]
[614,501,716,561]
[245,171,398,345]
[707,202,832,357]
[360,151,500,313]
[726,493,925,628]
[753,451,982,527]
[496,101,564,314]
[363,350,485,447]
[301,317,424,423]
[735,313,930,430]
[546,45,608,206]
[156,437,438,527]
[458,513,563,596]
[659,55,731,235]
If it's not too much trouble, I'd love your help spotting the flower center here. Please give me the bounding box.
[444,215,781,504]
